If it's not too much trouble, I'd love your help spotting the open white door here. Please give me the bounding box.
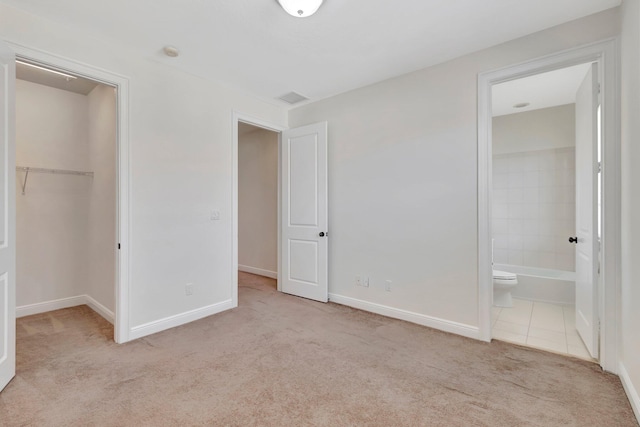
[0,41,16,392]
[280,122,328,302]
[574,63,599,359]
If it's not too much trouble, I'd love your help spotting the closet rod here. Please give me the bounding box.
[16,166,94,176]
[16,166,94,195]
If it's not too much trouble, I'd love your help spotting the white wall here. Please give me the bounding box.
[492,105,576,271]
[0,3,287,336]
[620,0,640,420]
[15,79,91,307]
[493,104,576,155]
[87,84,116,311]
[289,9,619,331]
[238,126,278,277]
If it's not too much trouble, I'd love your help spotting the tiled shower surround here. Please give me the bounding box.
[492,147,576,272]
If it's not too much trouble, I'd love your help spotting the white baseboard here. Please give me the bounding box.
[328,293,480,340]
[238,264,277,279]
[129,299,235,341]
[17,294,115,324]
[620,362,640,424]
[17,296,86,318]
[85,295,115,324]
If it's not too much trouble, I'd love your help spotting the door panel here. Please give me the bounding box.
[289,240,318,283]
[575,63,599,359]
[0,40,16,392]
[289,134,318,226]
[281,122,328,302]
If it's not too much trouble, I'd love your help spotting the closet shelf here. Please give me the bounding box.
[16,166,94,195]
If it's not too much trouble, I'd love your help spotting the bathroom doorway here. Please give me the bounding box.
[477,40,620,372]
[488,62,597,360]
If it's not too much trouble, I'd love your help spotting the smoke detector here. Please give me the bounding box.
[163,46,180,58]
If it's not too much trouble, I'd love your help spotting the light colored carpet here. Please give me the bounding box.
[0,272,637,426]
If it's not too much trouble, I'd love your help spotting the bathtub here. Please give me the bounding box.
[493,263,576,305]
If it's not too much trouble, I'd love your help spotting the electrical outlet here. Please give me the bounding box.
[363,276,370,287]
[185,283,194,296]
[355,276,362,287]
[385,280,392,292]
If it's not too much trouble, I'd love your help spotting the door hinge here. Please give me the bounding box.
[598,162,602,173]
[118,243,121,250]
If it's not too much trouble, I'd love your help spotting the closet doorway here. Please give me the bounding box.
[15,59,118,338]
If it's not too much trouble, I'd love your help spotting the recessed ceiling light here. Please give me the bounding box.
[163,46,180,57]
[16,60,77,80]
[513,102,530,109]
[277,0,323,17]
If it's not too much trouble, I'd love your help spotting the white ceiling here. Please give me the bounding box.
[492,62,593,117]
[1,0,620,105]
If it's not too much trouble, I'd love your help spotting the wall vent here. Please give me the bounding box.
[278,91,309,105]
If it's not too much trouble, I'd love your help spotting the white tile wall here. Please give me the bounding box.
[493,148,576,271]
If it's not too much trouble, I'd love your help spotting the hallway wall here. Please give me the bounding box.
[238,125,278,277]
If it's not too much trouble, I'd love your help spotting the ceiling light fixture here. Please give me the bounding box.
[277,0,323,17]
[16,60,77,80]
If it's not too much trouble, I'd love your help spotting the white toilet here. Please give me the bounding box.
[493,270,518,307]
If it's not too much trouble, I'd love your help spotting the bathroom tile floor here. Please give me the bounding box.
[492,298,596,361]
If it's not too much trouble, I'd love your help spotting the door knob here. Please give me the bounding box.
[569,236,578,244]
[319,232,326,237]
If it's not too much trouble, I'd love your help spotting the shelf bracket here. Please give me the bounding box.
[16,166,93,195]
[21,167,29,196]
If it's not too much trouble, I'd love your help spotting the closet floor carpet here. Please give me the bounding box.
[0,272,637,426]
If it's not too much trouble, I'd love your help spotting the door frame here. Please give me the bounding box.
[232,112,286,306]
[8,42,131,344]
[477,38,620,373]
